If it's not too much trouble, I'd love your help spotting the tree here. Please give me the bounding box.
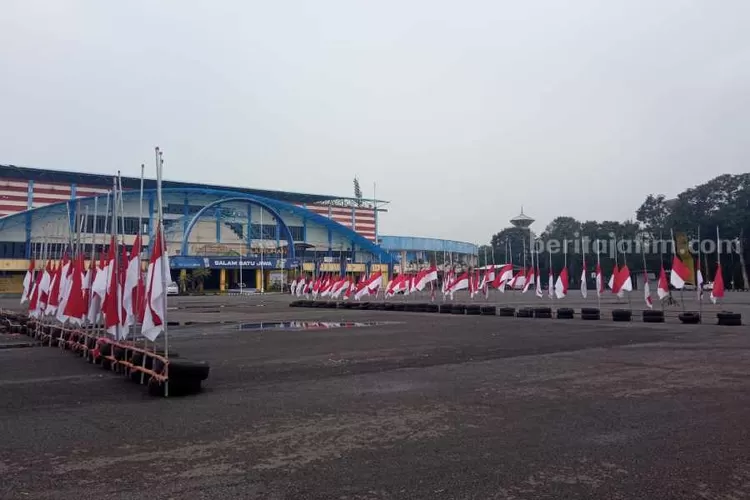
[490,227,530,266]
[636,194,671,233]
[637,173,750,288]
[189,268,212,293]
[477,245,493,267]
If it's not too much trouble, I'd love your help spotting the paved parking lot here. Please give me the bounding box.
[1,292,750,499]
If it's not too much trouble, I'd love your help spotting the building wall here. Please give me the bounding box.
[378,235,478,256]
[0,173,378,241]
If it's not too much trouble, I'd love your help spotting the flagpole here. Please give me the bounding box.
[260,207,264,293]
[671,228,685,311]
[697,225,703,322]
[658,232,665,311]
[641,233,650,309]
[581,234,586,300]
[136,164,145,326]
[156,148,170,395]
[596,239,601,310]
[620,236,632,310]
[110,177,121,342]
[86,196,98,330]
[548,248,553,302]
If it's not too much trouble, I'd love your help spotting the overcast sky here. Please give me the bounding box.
[2,1,749,244]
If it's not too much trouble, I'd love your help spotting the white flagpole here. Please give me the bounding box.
[671,228,685,311]
[260,207,264,293]
[110,177,121,341]
[596,238,601,310]
[86,196,98,329]
[697,225,703,320]
[156,148,170,391]
[580,235,586,300]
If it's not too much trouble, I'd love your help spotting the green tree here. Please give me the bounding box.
[189,268,212,293]
[490,227,530,266]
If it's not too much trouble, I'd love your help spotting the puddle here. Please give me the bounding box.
[237,321,394,331]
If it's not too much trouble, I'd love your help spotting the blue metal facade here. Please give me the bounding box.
[378,235,478,256]
[0,187,394,264]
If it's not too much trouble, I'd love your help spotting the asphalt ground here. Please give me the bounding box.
[1,292,750,499]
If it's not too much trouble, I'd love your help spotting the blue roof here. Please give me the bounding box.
[0,164,386,206]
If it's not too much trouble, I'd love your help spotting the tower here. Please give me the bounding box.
[510,208,535,270]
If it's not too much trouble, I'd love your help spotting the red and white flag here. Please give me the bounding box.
[522,267,535,293]
[608,266,618,292]
[509,269,525,290]
[55,254,74,321]
[547,268,554,299]
[643,270,653,309]
[615,264,633,298]
[63,255,87,324]
[492,264,513,289]
[142,226,168,341]
[45,261,63,316]
[710,264,724,304]
[669,255,691,289]
[554,267,569,299]
[38,261,53,312]
[28,269,44,318]
[696,260,704,300]
[123,235,142,326]
[447,272,469,299]
[21,259,35,304]
[595,262,604,297]
[414,267,437,291]
[535,269,543,298]
[657,265,670,300]
[580,259,587,299]
[103,244,123,338]
[366,271,384,295]
[88,253,107,324]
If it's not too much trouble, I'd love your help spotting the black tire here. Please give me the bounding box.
[426,303,439,313]
[403,303,415,312]
[392,303,405,311]
[581,307,600,316]
[499,307,516,317]
[534,307,552,318]
[480,306,496,316]
[451,304,467,315]
[341,301,354,309]
[643,315,665,323]
[466,307,481,316]
[581,312,600,320]
[642,310,665,323]
[439,304,452,314]
[679,312,701,324]
[414,304,428,313]
[384,303,395,311]
[516,307,533,318]
[717,311,741,321]
[289,300,301,307]
[719,317,742,326]
[642,309,664,318]
[359,302,372,310]
[372,303,385,311]
[557,307,574,319]
[612,309,632,322]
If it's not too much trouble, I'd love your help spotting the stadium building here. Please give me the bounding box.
[0,164,477,294]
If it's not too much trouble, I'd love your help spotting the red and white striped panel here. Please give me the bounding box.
[297,203,377,241]
[0,179,112,217]
[0,180,29,217]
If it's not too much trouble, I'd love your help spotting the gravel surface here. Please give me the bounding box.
[1,293,750,499]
